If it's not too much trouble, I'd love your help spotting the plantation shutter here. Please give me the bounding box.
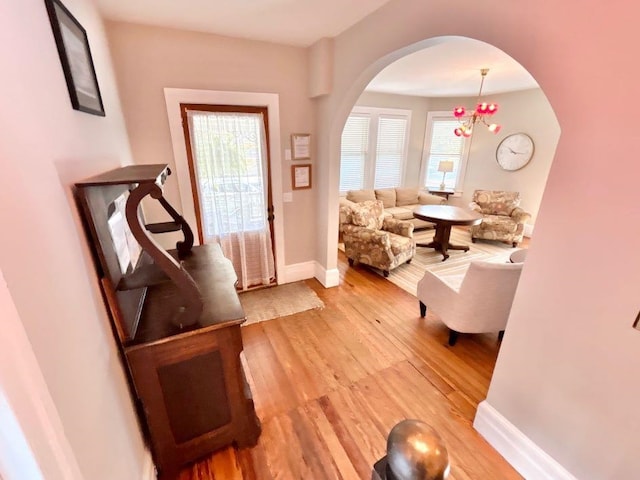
[339,114,370,192]
[374,115,407,189]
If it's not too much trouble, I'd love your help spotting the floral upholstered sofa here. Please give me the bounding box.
[339,187,445,230]
[468,190,531,247]
[340,199,415,277]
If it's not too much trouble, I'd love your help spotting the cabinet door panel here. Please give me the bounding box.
[157,350,231,443]
[126,327,243,473]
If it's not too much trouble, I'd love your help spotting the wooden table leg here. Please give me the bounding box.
[415,222,470,261]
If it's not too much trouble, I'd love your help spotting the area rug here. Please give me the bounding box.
[239,281,325,326]
[340,227,517,297]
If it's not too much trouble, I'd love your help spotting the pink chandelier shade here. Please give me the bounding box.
[453,68,501,138]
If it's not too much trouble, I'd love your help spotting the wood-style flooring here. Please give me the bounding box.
[179,249,522,480]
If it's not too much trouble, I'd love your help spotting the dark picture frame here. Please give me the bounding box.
[44,0,105,116]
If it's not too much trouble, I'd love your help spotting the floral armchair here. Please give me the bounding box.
[340,200,415,277]
[468,190,531,247]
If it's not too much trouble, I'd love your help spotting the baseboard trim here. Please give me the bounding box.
[474,401,576,480]
[315,263,340,288]
[142,450,156,480]
[280,261,316,284]
[524,223,534,237]
[278,261,339,288]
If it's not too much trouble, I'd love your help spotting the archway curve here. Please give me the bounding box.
[331,36,464,144]
[322,34,559,278]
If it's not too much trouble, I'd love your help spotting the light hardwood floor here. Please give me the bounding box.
[179,248,522,480]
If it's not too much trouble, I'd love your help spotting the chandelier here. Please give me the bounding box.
[453,68,501,138]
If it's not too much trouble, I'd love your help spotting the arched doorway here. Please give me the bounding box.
[319,36,559,283]
[333,35,559,281]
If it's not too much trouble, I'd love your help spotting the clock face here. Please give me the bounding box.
[496,133,534,171]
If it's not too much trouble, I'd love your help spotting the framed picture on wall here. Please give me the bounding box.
[44,0,105,116]
[292,164,312,190]
[291,133,311,160]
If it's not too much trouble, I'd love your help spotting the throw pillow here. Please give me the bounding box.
[351,200,385,230]
[395,187,420,206]
[375,188,396,208]
[346,189,376,203]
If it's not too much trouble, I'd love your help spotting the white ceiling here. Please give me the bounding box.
[366,37,538,97]
[95,3,538,97]
[94,0,392,47]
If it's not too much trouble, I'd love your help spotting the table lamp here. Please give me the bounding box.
[437,161,454,190]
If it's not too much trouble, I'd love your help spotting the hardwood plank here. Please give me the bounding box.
[317,395,373,479]
[300,309,370,386]
[287,407,342,479]
[240,323,298,419]
[320,306,397,376]
[272,313,342,396]
[179,252,522,480]
[323,385,388,466]
[261,319,325,404]
[303,401,360,480]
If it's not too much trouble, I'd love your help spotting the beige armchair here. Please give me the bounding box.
[416,260,523,345]
[340,200,415,277]
[468,190,531,247]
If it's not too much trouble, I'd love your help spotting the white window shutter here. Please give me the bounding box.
[339,114,370,193]
[339,107,410,193]
[374,116,407,189]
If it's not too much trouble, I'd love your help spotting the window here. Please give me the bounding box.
[339,114,369,192]
[339,107,411,193]
[421,112,471,191]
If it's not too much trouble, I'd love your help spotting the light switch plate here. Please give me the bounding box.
[283,192,293,202]
[285,149,291,161]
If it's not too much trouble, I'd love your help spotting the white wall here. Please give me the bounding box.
[0,268,83,480]
[105,21,316,265]
[0,0,147,478]
[315,1,640,478]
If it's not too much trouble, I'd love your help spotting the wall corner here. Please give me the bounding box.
[308,37,334,98]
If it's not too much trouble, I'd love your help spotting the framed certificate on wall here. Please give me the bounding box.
[292,164,312,190]
[291,133,311,160]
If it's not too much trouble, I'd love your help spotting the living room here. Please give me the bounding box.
[2,1,639,480]
[337,38,560,293]
[341,37,560,236]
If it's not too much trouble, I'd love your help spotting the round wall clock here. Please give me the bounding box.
[496,133,534,171]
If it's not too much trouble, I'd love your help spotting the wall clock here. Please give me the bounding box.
[496,133,534,171]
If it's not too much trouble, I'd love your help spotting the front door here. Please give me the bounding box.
[181,104,276,290]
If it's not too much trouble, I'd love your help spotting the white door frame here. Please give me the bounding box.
[164,88,285,284]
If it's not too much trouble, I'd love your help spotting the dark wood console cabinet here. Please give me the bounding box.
[75,164,260,479]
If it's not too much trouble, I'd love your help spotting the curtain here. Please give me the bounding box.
[187,110,275,290]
